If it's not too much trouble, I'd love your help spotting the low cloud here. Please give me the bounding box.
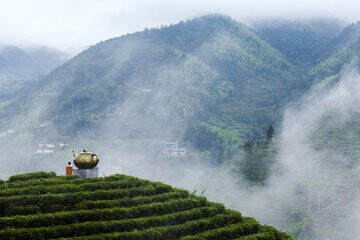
[0,0,359,53]
[232,61,360,239]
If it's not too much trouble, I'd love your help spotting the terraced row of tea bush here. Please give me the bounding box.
[0,172,295,240]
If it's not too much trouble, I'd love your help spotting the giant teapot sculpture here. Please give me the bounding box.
[72,149,99,169]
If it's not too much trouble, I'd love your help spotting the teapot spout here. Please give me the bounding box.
[72,150,77,158]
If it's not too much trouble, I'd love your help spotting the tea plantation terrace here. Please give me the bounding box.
[0,172,295,240]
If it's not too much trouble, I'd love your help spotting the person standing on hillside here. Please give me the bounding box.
[66,162,73,176]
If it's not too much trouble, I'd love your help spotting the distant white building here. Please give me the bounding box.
[36,142,61,154]
[141,88,152,93]
[43,149,54,153]
[166,141,177,149]
[163,141,187,157]
[36,149,54,154]
[171,148,186,157]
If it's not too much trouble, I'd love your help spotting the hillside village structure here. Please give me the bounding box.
[163,141,187,157]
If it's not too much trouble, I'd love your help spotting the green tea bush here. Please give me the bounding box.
[4,206,41,216]
[3,190,189,216]
[234,232,278,240]
[0,197,207,229]
[56,212,243,240]
[0,206,225,240]
[181,217,260,240]
[0,172,294,240]
[0,184,172,216]
[0,184,82,197]
[0,179,150,197]
[8,172,56,182]
[233,225,295,240]
[4,176,81,189]
[4,174,131,189]
[75,190,189,210]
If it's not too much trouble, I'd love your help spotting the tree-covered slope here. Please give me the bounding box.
[252,18,344,68]
[0,45,65,81]
[0,172,294,240]
[11,15,307,149]
[309,21,360,81]
[2,15,360,240]
[0,45,66,98]
[0,45,67,125]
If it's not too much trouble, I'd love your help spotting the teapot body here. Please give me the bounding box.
[74,151,99,169]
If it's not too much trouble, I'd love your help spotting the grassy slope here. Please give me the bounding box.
[0,172,294,240]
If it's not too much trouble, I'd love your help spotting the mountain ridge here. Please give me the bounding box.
[20,14,305,141]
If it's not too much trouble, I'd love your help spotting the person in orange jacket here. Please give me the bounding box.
[66,162,73,176]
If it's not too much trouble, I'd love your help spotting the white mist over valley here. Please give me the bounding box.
[1,1,360,239]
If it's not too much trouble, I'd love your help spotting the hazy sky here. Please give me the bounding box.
[0,0,359,53]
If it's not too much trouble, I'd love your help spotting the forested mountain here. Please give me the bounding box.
[4,14,360,175]
[3,13,360,187]
[0,45,67,99]
[252,19,360,240]
[10,15,308,151]
[309,21,360,81]
[252,18,344,68]
[2,14,360,240]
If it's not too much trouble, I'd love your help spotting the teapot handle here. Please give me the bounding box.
[91,154,99,161]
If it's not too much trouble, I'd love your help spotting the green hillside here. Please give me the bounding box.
[1,14,360,240]
[12,15,305,140]
[309,22,360,81]
[253,19,343,68]
[0,172,294,240]
[0,15,315,172]
[0,45,66,99]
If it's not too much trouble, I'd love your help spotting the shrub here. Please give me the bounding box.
[3,174,131,189]
[234,232,277,240]
[2,190,189,216]
[233,225,295,240]
[0,172,293,240]
[4,206,41,216]
[0,197,208,229]
[0,184,172,216]
[0,178,150,197]
[181,217,260,240]
[0,206,225,240]
[8,172,56,182]
[75,190,189,211]
[55,212,243,240]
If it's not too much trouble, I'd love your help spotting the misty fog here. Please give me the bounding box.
[1,0,360,53]
[101,61,360,240]
[82,61,360,240]
[2,56,360,240]
[1,2,360,239]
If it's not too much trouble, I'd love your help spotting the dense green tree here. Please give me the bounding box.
[241,127,275,185]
